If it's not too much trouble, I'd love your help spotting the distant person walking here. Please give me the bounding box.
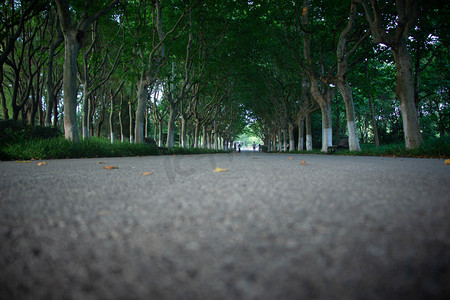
[238,143,241,153]
[252,142,256,151]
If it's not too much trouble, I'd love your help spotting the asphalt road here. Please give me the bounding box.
[1,152,449,300]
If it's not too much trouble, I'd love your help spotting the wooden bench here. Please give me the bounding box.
[328,137,349,153]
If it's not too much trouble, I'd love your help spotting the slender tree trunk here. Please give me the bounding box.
[158,119,163,146]
[52,94,58,127]
[298,116,304,151]
[202,125,207,148]
[45,37,63,126]
[119,93,124,142]
[393,42,422,149]
[129,101,134,143]
[135,79,147,143]
[109,96,114,143]
[81,84,90,140]
[368,92,380,146]
[154,119,157,143]
[145,107,149,138]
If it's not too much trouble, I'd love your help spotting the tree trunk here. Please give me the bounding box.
[368,92,380,147]
[180,115,187,148]
[336,82,361,151]
[202,125,207,148]
[194,118,200,148]
[134,79,147,143]
[61,31,81,142]
[166,101,178,148]
[52,94,58,127]
[335,93,340,143]
[288,123,295,152]
[393,42,423,149]
[305,111,313,151]
[317,100,332,152]
[158,119,163,146]
[81,84,90,140]
[119,93,124,142]
[129,101,134,143]
[297,116,304,151]
[109,97,114,143]
[45,35,63,126]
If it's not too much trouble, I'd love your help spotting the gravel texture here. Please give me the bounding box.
[1,152,449,300]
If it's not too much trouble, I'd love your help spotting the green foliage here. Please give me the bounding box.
[0,120,62,146]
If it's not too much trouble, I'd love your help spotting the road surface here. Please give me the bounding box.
[1,152,449,299]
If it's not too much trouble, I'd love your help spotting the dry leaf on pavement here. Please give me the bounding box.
[300,160,306,165]
[104,165,118,169]
[37,162,47,166]
[142,172,153,176]
[213,167,228,172]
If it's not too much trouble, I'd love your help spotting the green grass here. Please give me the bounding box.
[0,137,231,161]
[272,136,450,158]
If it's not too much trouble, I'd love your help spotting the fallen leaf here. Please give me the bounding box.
[97,162,106,164]
[445,159,450,165]
[37,162,47,166]
[16,160,31,163]
[142,172,153,176]
[104,165,118,169]
[300,160,306,165]
[289,157,294,160]
[213,167,228,172]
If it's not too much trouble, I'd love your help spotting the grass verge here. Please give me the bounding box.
[271,136,450,159]
[0,137,229,161]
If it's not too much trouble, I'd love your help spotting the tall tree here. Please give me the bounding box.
[54,0,119,142]
[357,0,423,149]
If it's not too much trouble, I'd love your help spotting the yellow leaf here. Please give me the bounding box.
[213,167,228,172]
[37,162,47,166]
[300,160,306,165]
[16,160,31,163]
[289,157,294,160]
[142,172,153,176]
[445,159,450,165]
[104,165,118,169]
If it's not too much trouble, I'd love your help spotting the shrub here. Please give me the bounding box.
[0,120,61,146]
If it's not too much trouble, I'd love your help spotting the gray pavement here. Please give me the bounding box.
[0,152,449,299]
